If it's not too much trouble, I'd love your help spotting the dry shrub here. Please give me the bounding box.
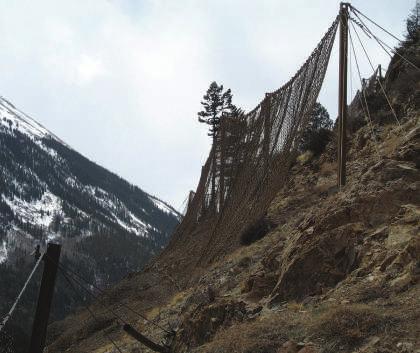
[297,151,314,165]
[314,179,335,195]
[169,290,189,306]
[287,301,305,312]
[240,217,273,246]
[146,306,162,321]
[199,312,304,353]
[310,304,395,352]
[320,162,335,176]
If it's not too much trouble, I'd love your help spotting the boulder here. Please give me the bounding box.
[270,223,361,302]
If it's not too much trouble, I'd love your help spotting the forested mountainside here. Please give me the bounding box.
[0,97,180,352]
[46,22,419,353]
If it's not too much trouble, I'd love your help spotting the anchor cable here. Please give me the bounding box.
[0,254,44,333]
[350,11,420,72]
[59,267,125,353]
[54,259,171,334]
[348,27,381,158]
[350,20,404,130]
[349,5,404,43]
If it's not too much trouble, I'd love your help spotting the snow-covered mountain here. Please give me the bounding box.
[0,96,180,346]
[0,96,179,245]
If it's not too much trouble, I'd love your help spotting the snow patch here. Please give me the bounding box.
[34,139,58,158]
[83,184,151,237]
[149,196,180,219]
[114,216,147,237]
[0,240,7,264]
[47,232,60,242]
[2,191,62,227]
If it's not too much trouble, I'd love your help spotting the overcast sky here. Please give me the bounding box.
[0,0,414,209]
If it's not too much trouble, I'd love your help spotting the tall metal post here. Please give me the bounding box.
[28,242,61,353]
[337,2,349,188]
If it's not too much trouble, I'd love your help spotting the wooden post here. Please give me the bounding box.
[337,2,349,188]
[123,324,169,353]
[187,190,195,210]
[219,118,226,210]
[261,93,272,171]
[210,135,218,214]
[378,64,382,79]
[28,243,61,353]
[200,165,206,215]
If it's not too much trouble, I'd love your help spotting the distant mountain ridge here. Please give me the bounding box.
[0,96,180,350]
[0,96,179,246]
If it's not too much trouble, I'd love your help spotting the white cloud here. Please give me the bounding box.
[0,0,413,208]
[75,55,107,84]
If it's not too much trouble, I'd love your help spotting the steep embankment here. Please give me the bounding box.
[47,113,420,353]
[47,39,419,353]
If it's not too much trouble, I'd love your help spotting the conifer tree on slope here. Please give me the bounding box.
[300,102,333,156]
[198,81,236,211]
[406,1,420,42]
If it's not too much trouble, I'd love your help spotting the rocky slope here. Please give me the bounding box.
[46,112,420,353]
[0,97,180,351]
[48,29,420,353]
[45,35,419,353]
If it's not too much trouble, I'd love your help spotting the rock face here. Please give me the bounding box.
[270,222,361,302]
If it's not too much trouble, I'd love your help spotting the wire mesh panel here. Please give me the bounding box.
[169,17,339,265]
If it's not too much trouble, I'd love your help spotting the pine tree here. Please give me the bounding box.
[406,1,420,42]
[198,81,236,137]
[198,82,236,212]
[300,102,333,156]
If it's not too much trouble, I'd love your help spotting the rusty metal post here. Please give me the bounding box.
[337,2,349,188]
[28,242,61,353]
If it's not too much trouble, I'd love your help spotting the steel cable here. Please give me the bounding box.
[348,26,381,159]
[350,10,420,72]
[350,20,404,130]
[54,258,171,334]
[59,267,125,353]
[349,5,404,43]
[0,254,44,333]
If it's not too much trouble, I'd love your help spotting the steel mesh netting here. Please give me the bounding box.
[0,331,14,353]
[171,17,339,265]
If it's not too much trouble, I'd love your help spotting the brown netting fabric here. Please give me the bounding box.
[168,17,339,267]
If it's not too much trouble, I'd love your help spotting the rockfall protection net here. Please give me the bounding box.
[173,17,339,265]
